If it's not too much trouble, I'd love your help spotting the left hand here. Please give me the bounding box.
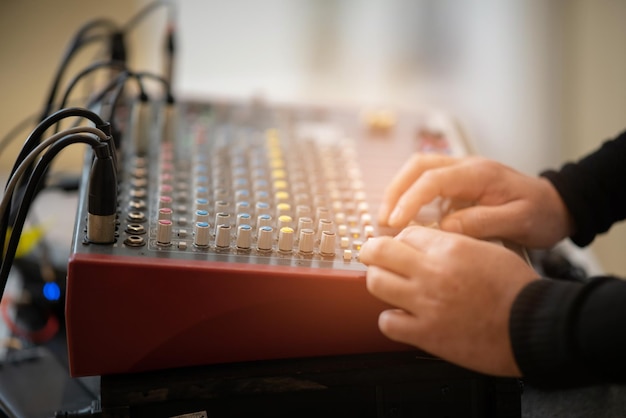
[359,226,538,377]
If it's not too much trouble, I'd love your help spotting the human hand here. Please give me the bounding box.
[360,226,539,377]
[378,154,573,248]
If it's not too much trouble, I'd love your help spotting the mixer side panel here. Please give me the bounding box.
[66,253,410,376]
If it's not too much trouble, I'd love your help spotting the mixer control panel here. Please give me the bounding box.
[66,100,469,377]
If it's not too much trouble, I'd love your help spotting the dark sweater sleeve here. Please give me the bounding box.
[510,276,626,388]
[541,130,626,247]
[510,129,626,387]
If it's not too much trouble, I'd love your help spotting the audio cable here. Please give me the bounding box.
[1,127,117,304]
[40,18,120,122]
[6,108,110,224]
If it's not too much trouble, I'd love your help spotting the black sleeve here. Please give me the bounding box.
[510,276,626,388]
[510,129,626,387]
[541,130,626,247]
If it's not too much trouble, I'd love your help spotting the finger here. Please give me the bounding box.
[366,266,417,312]
[387,159,498,228]
[378,154,458,225]
[439,203,528,241]
[359,236,426,277]
[377,309,426,347]
[394,225,451,255]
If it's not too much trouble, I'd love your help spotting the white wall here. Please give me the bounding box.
[174,0,564,174]
[562,0,626,276]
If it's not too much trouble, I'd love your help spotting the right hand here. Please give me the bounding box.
[378,154,574,248]
[360,226,538,377]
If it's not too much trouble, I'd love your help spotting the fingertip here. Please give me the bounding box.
[378,309,398,335]
[388,207,404,228]
[377,203,391,224]
[358,236,378,264]
[378,308,412,341]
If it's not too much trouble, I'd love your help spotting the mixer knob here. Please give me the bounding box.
[255,190,270,203]
[298,229,315,254]
[213,188,228,201]
[237,213,252,228]
[214,200,229,214]
[276,203,291,218]
[215,224,231,249]
[235,189,250,201]
[158,207,173,221]
[157,220,172,245]
[236,201,251,213]
[195,175,208,187]
[319,231,336,256]
[214,212,231,232]
[159,195,172,209]
[315,207,330,224]
[257,214,272,230]
[296,205,311,220]
[278,227,294,252]
[194,221,210,247]
[273,180,288,191]
[316,219,334,241]
[194,209,210,224]
[275,191,290,204]
[236,224,252,249]
[297,216,313,234]
[277,215,292,230]
[257,226,273,251]
[160,184,173,196]
[196,186,209,198]
[255,202,271,216]
[195,198,209,211]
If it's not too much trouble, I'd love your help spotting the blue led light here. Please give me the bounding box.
[43,282,61,301]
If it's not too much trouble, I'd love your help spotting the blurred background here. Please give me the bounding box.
[1,0,625,273]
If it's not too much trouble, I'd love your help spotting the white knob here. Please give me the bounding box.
[319,231,336,256]
[236,224,252,249]
[278,227,294,252]
[158,207,173,221]
[215,224,231,248]
[257,226,273,251]
[157,220,172,245]
[298,229,315,254]
[194,221,210,247]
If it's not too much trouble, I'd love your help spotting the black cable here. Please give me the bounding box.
[3,109,108,230]
[73,18,119,45]
[1,111,108,272]
[101,73,131,143]
[83,71,152,149]
[0,118,110,278]
[135,71,174,102]
[57,60,129,117]
[8,108,106,183]
[164,20,176,87]
[0,134,105,303]
[40,18,119,121]
[0,99,90,157]
[85,71,132,110]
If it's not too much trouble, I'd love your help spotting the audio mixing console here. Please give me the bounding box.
[66,99,469,377]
